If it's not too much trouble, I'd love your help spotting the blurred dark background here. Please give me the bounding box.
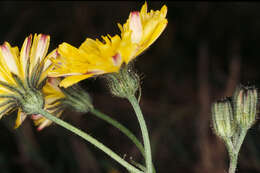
[1,1,260,173]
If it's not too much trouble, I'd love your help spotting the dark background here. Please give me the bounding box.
[1,1,260,173]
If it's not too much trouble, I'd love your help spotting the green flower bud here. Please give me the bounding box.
[60,84,94,113]
[106,64,140,99]
[212,98,236,139]
[233,85,258,129]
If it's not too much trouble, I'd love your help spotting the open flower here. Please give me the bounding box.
[50,35,123,88]
[49,2,167,88]
[118,2,168,63]
[0,34,60,128]
[32,76,94,130]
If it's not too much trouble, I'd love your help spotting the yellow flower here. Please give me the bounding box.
[49,2,167,88]
[0,34,58,128]
[118,2,168,63]
[49,35,123,88]
[31,77,65,131]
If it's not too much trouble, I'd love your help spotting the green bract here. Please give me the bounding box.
[212,98,236,139]
[233,85,258,129]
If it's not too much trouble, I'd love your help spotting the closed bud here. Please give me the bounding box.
[233,85,258,129]
[212,98,236,139]
[60,85,94,113]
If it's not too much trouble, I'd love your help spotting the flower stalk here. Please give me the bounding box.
[43,79,152,170]
[105,64,154,173]
[127,95,153,173]
[90,108,145,157]
[37,108,144,173]
[228,151,238,173]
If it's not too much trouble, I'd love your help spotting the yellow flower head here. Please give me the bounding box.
[0,34,60,128]
[31,77,65,131]
[50,34,123,88]
[49,2,167,88]
[118,2,168,63]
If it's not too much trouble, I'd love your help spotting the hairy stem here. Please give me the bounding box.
[37,109,143,173]
[127,95,153,173]
[90,108,145,157]
[228,152,238,173]
[226,129,247,173]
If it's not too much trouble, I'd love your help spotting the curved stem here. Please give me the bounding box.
[127,95,153,173]
[90,108,145,157]
[37,109,143,173]
[90,108,156,173]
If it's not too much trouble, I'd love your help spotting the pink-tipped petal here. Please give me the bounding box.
[37,120,50,131]
[112,53,122,66]
[32,34,50,66]
[0,43,19,74]
[31,114,43,120]
[43,49,58,72]
[21,35,32,72]
[129,11,143,43]
[47,77,61,91]
[84,70,105,75]
[24,35,32,60]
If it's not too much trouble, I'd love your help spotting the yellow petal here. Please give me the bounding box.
[43,77,65,98]
[37,119,52,131]
[36,110,63,131]
[136,19,168,57]
[140,1,148,15]
[59,74,94,88]
[161,5,168,18]
[11,46,19,58]
[14,109,27,129]
[30,34,50,72]
[117,2,168,64]
[129,12,143,43]
[0,42,19,75]
[20,35,32,77]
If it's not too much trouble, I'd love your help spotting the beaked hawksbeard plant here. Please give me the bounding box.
[0,2,257,173]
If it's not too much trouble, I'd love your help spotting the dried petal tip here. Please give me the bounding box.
[212,98,236,139]
[233,85,258,129]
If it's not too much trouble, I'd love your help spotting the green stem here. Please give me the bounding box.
[228,152,238,173]
[90,108,156,173]
[127,95,153,173]
[37,109,143,173]
[234,129,247,153]
[224,138,237,173]
[90,109,145,157]
[226,129,247,173]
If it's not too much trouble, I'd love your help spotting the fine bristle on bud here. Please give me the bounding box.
[106,63,140,99]
[233,85,258,129]
[211,98,236,139]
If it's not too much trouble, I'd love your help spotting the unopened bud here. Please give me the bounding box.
[233,85,258,129]
[60,85,94,113]
[212,98,236,139]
